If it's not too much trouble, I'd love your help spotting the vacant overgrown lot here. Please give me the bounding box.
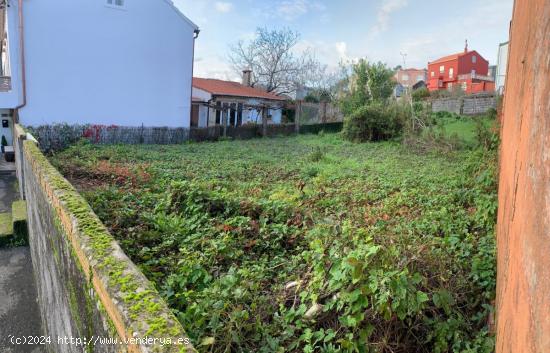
[50,133,497,353]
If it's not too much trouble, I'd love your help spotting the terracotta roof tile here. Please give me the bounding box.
[430,51,471,64]
[192,78,286,101]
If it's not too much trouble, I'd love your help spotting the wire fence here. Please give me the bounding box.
[28,121,344,153]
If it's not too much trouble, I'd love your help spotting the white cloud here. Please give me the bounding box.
[371,0,408,35]
[275,0,326,21]
[214,1,233,13]
[335,42,348,61]
[294,40,356,70]
[193,52,240,81]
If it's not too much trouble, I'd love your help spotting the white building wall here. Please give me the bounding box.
[192,87,212,102]
[17,0,197,127]
[496,42,509,94]
[0,1,24,109]
[268,108,282,124]
[197,105,208,127]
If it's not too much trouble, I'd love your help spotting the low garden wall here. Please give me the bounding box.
[28,122,344,152]
[14,125,196,353]
[431,93,497,115]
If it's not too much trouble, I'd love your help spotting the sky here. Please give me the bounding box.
[173,0,514,81]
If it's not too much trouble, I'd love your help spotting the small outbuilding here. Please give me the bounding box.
[191,74,286,128]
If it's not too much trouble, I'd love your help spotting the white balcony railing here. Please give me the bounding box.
[457,73,494,82]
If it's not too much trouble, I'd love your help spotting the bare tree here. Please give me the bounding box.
[229,27,323,96]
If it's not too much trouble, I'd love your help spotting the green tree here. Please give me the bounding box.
[340,59,395,114]
[365,61,395,101]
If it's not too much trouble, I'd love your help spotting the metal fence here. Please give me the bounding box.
[297,102,343,125]
[28,122,344,153]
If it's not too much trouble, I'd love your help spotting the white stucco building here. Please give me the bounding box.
[0,0,198,144]
[496,41,509,95]
[191,75,286,128]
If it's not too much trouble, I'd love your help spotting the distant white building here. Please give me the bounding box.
[191,73,286,128]
[0,0,198,145]
[496,41,509,95]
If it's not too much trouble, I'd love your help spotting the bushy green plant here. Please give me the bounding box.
[339,59,395,115]
[342,102,407,142]
[475,117,500,151]
[412,87,430,101]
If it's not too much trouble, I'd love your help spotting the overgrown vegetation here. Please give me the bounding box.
[412,87,430,102]
[339,60,404,142]
[50,123,498,352]
[342,103,407,142]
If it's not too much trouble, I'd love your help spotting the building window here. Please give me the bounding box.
[431,71,435,77]
[449,68,454,79]
[471,69,476,76]
[439,65,444,74]
[106,0,125,8]
[402,74,409,81]
[472,55,477,63]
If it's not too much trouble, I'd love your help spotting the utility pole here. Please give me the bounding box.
[400,52,407,69]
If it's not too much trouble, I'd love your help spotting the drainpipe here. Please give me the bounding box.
[14,0,26,122]
[189,28,199,129]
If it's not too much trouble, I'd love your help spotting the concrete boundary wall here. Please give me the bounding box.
[431,94,497,115]
[13,125,196,353]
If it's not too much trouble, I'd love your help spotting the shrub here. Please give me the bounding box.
[342,103,407,142]
[485,108,497,120]
[475,118,500,151]
[412,87,430,101]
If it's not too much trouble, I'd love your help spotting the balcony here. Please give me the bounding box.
[458,73,494,82]
[0,76,11,92]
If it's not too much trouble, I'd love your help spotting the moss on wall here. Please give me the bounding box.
[0,212,13,237]
[12,200,28,239]
[22,138,196,352]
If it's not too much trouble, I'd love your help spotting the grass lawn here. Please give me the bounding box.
[50,133,497,353]
[433,115,495,146]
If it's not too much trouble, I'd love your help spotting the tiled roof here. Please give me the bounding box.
[430,51,472,64]
[192,78,286,101]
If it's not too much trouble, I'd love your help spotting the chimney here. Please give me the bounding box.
[242,69,252,87]
[464,39,468,53]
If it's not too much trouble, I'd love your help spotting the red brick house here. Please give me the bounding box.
[427,46,495,94]
[394,68,427,88]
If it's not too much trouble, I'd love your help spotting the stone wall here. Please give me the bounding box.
[462,95,497,115]
[14,126,196,353]
[431,98,462,114]
[496,1,550,352]
[431,94,496,115]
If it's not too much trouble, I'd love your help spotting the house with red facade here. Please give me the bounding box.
[427,45,495,94]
